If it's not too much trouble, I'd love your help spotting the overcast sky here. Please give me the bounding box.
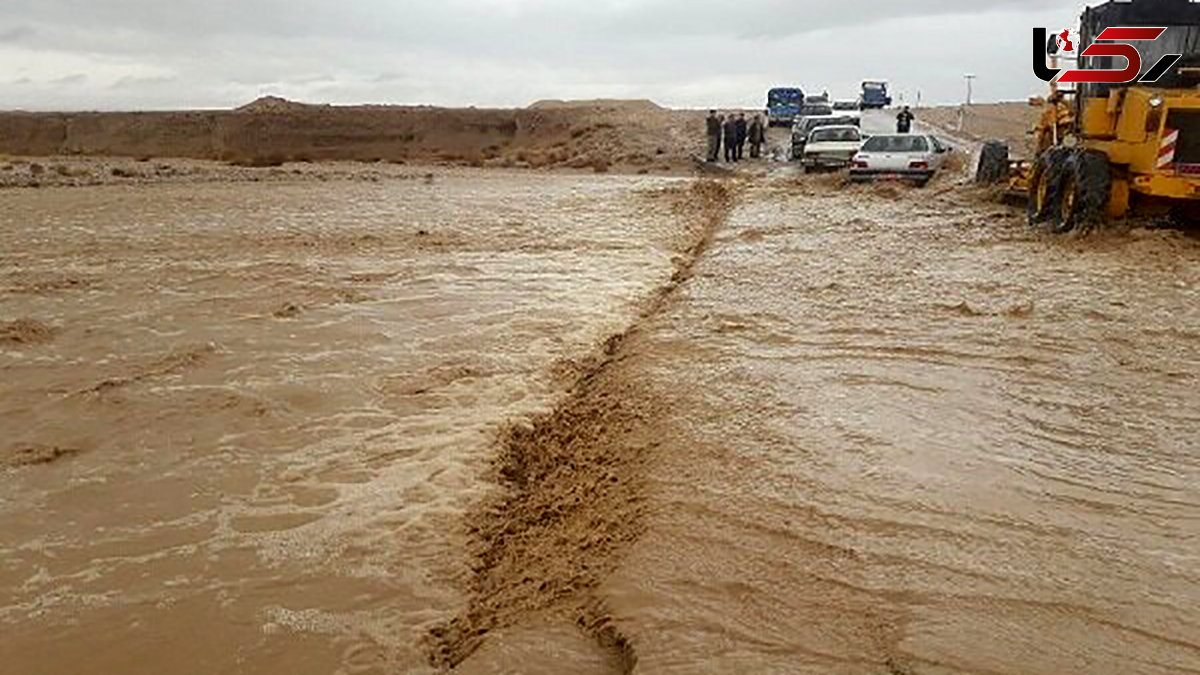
[1,0,1087,111]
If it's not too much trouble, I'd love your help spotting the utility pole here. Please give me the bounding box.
[959,74,976,131]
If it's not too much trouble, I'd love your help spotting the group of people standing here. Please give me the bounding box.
[705,105,915,163]
[706,111,767,163]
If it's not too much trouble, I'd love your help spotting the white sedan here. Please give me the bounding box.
[849,134,953,187]
[800,125,866,172]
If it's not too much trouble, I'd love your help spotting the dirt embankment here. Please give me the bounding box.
[0,97,705,172]
[917,102,1040,157]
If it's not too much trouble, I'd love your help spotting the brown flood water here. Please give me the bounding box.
[2,168,1199,675]
[0,169,691,674]
[599,180,1200,674]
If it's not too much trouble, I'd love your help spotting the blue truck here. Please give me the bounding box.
[766,87,806,127]
[860,80,893,109]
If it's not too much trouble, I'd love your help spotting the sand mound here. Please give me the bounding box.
[235,96,318,114]
[528,99,664,112]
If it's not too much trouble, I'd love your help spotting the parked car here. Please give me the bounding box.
[800,125,867,172]
[798,102,833,119]
[849,134,953,186]
[791,114,861,159]
[829,101,861,124]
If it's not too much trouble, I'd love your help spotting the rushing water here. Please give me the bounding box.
[0,170,686,675]
[600,181,1200,674]
[3,166,1198,675]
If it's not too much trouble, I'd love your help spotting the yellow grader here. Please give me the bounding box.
[977,0,1200,231]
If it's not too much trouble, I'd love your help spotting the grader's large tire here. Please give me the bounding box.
[1049,150,1110,233]
[1074,151,1111,230]
[1027,148,1070,227]
[975,141,1010,184]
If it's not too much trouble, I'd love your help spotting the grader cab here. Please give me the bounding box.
[978,0,1200,231]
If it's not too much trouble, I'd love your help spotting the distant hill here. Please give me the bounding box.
[235,96,321,113]
[528,99,663,112]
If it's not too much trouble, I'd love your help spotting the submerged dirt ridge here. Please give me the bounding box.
[427,180,736,670]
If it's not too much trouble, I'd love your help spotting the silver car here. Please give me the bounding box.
[849,134,953,186]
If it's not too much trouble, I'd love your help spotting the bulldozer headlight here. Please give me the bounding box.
[1149,97,1164,108]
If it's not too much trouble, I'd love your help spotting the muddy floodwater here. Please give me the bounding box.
[602,181,1200,674]
[2,167,1199,675]
[0,169,691,673]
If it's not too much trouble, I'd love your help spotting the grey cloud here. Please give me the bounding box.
[2,0,1056,43]
[0,0,1083,110]
[110,74,177,89]
[0,25,34,42]
[49,73,87,85]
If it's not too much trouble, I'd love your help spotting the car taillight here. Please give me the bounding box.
[853,160,869,168]
[909,161,928,170]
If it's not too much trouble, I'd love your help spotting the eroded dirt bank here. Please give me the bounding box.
[0,98,704,173]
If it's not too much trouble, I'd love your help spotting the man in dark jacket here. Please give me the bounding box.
[724,114,739,162]
[735,113,748,161]
[896,106,915,133]
[706,110,722,162]
[748,114,766,158]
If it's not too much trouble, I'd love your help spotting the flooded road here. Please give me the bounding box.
[2,165,1198,675]
[601,180,1200,674]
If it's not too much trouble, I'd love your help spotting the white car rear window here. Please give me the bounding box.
[810,128,860,143]
[861,135,929,153]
